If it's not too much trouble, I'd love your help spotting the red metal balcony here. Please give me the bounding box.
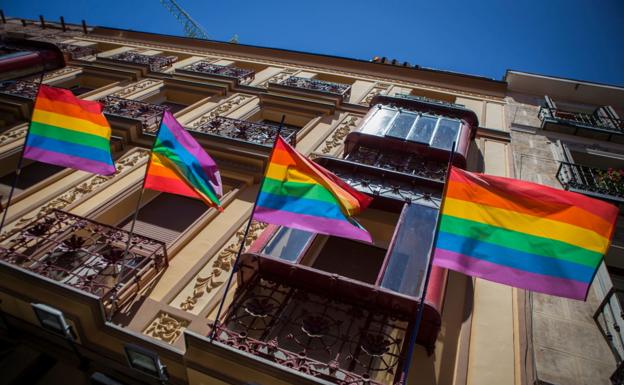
[0,209,168,317]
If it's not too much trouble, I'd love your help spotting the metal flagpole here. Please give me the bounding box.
[401,141,456,385]
[107,109,167,321]
[210,114,286,341]
[0,69,47,234]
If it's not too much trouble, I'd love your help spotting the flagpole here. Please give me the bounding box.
[210,114,286,341]
[107,109,167,321]
[401,141,456,385]
[0,69,47,234]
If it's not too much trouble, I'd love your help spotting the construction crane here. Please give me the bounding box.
[159,0,210,40]
[159,0,239,43]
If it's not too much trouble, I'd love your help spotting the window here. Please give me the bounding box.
[381,203,438,297]
[262,227,314,262]
[0,161,65,198]
[311,237,387,284]
[361,105,462,151]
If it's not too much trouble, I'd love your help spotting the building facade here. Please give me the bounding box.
[0,15,620,385]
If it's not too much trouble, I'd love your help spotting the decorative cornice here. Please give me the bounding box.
[110,78,164,98]
[317,114,361,155]
[190,94,254,129]
[143,312,189,344]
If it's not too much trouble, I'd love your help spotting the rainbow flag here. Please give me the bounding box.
[144,111,222,209]
[253,136,372,243]
[433,167,618,300]
[24,85,116,175]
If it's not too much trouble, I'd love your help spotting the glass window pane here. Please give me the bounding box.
[262,227,314,262]
[407,115,438,144]
[361,106,397,136]
[381,203,438,297]
[385,112,417,140]
[431,118,461,150]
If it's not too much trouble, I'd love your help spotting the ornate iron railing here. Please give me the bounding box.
[107,51,177,72]
[594,288,624,385]
[346,146,446,181]
[57,43,97,60]
[556,162,624,203]
[540,106,624,135]
[180,61,255,84]
[191,116,297,146]
[278,76,351,98]
[100,95,167,134]
[0,80,39,100]
[213,277,407,385]
[0,210,167,316]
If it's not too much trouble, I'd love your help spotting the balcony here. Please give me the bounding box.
[0,209,167,317]
[106,51,177,72]
[56,42,97,60]
[178,61,255,84]
[277,76,351,99]
[0,80,39,100]
[540,106,624,137]
[212,273,409,385]
[190,116,297,147]
[594,287,624,384]
[556,162,624,203]
[100,95,167,134]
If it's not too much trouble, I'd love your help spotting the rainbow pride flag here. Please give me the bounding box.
[433,166,618,300]
[253,136,372,243]
[24,85,116,175]
[144,111,223,209]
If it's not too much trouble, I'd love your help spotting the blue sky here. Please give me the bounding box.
[2,0,624,86]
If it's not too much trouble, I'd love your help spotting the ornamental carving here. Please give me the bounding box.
[256,68,298,88]
[144,312,190,344]
[0,126,27,146]
[177,221,268,312]
[110,79,164,98]
[190,94,253,129]
[360,83,391,106]
[318,115,360,154]
[42,66,82,81]
[0,149,149,241]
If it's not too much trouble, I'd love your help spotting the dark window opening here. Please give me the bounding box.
[118,193,208,244]
[160,101,188,114]
[311,237,386,284]
[0,161,65,196]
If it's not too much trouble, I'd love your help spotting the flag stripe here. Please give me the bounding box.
[446,177,613,238]
[34,95,108,125]
[262,177,338,204]
[444,197,608,253]
[144,173,202,199]
[440,215,602,267]
[436,231,595,282]
[23,146,116,174]
[257,191,345,220]
[448,165,618,225]
[254,206,371,243]
[37,86,104,115]
[26,134,115,165]
[32,109,111,138]
[29,122,111,151]
[434,249,589,300]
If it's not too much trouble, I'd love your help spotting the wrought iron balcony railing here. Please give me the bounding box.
[191,116,297,146]
[57,42,97,60]
[346,146,447,182]
[556,162,624,203]
[100,95,167,134]
[540,106,624,135]
[106,51,177,72]
[594,287,624,384]
[0,80,39,100]
[277,76,352,98]
[212,277,407,385]
[0,210,167,317]
[180,61,255,84]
